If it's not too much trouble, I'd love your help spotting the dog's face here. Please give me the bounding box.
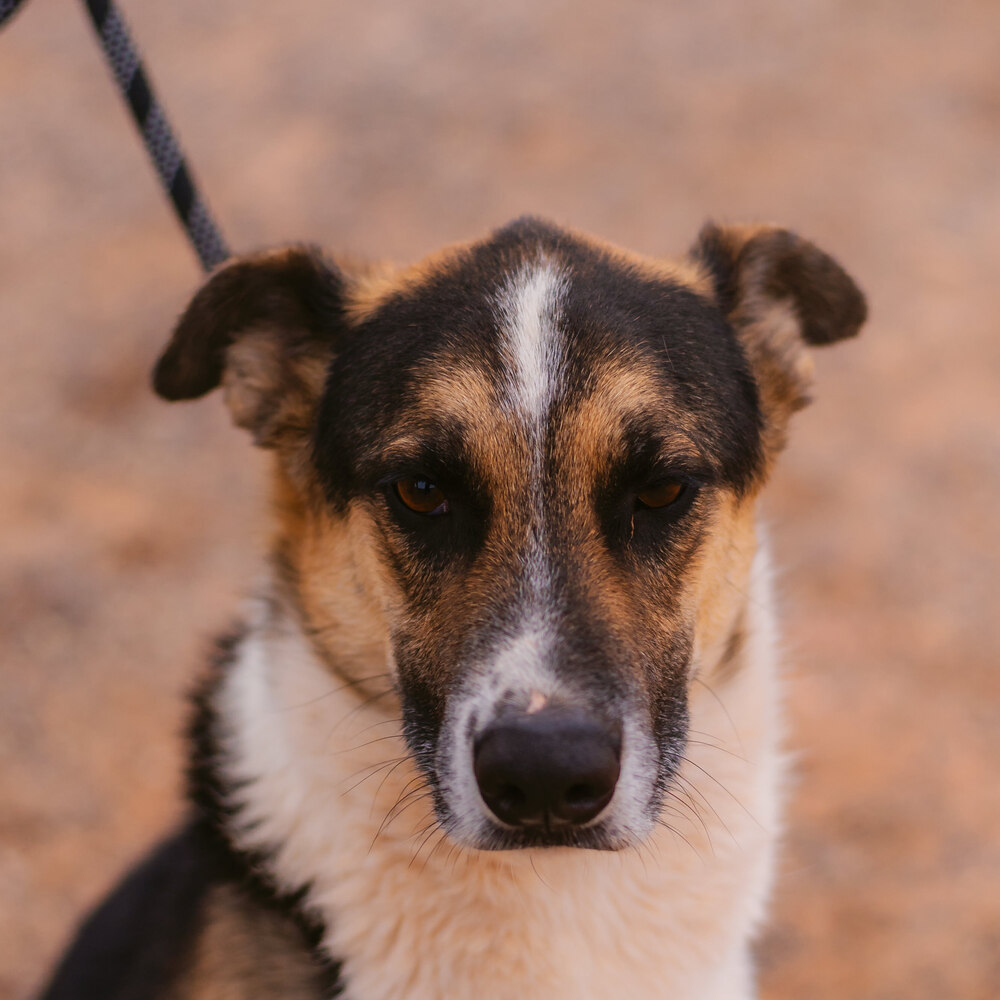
[156,218,865,851]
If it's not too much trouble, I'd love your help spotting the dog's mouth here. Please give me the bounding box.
[463,820,627,852]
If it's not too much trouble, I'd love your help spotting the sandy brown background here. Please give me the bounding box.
[2,0,998,997]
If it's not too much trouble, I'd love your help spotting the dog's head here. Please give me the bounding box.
[156,218,864,851]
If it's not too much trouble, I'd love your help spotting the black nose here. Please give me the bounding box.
[473,706,622,829]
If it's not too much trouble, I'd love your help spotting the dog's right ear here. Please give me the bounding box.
[153,247,347,447]
[689,223,867,455]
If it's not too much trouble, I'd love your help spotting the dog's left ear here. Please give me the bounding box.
[691,223,867,445]
[153,247,347,447]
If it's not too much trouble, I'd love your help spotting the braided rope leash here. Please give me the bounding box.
[1,0,230,272]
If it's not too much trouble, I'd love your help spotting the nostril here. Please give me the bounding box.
[493,783,527,816]
[556,775,616,826]
[565,783,599,807]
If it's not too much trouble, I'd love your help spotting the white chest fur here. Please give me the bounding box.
[216,552,782,1000]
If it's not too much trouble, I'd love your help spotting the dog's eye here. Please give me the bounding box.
[636,481,685,509]
[395,477,450,516]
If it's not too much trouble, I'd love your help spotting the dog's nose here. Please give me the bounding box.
[473,706,622,828]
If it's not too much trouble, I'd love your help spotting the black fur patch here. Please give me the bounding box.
[752,228,867,345]
[38,822,216,1000]
[692,221,867,347]
[314,217,763,505]
[40,632,343,1000]
[153,247,347,402]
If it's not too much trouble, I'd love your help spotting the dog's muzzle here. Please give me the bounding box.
[473,705,622,829]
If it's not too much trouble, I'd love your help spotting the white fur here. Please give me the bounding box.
[494,258,568,425]
[493,257,568,591]
[216,543,783,1000]
[438,620,560,842]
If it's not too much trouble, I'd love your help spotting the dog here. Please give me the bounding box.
[39,216,865,1000]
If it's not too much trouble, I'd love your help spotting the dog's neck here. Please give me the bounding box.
[202,546,782,1000]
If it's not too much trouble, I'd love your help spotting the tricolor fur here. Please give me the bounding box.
[40,217,865,1000]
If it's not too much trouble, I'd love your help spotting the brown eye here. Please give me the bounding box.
[395,477,450,516]
[636,481,685,509]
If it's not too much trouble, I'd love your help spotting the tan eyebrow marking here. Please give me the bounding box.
[556,356,707,482]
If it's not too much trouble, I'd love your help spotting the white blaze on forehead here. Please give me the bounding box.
[479,257,569,727]
[494,257,569,422]
[492,256,569,600]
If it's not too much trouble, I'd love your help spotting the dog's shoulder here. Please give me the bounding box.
[38,821,216,1000]
[37,819,336,1000]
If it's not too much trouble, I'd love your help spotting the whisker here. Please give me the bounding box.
[326,687,398,744]
[419,828,452,874]
[654,817,704,861]
[337,731,405,756]
[370,780,432,849]
[528,853,555,891]
[679,755,760,829]
[408,821,443,869]
[685,738,749,764]
[664,790,715,855]
[370,757,414,817]
[625,839,652,879]
[339,756,409,797]
[350,717,405,738]
[690,675,744,751]
[277,671,395,712]
[673,769,730,842]
[375,795,435,850]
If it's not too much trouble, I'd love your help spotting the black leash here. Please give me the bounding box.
[1,0,229,272]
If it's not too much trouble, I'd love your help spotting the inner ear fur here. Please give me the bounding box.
[691,222,867,446]
[153,247,347,447]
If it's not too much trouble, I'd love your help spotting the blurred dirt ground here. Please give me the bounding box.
[1,0,998,997]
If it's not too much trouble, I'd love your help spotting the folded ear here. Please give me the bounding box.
[691,223,867,447]
[153,247,347,447]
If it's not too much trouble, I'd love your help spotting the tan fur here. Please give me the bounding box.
[567,224,715,296]
[276,487,395,694]
[689,496,761,677]
[343,241,472,324]
[167,884,328,1000]
[557,356,706,482]
[222,332,330,449]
